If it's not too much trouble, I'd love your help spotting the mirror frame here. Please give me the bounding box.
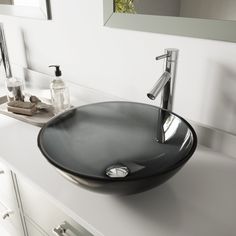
[0,0,51,20]
[103,0,236,43]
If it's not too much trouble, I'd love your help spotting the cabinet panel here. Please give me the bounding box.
[25,217,47,236]
[0,162,25,236]
[18,177,93,236]
[0,200,24,236]
[0,162,16,207]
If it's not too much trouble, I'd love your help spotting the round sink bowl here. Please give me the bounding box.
[38,102,197,195]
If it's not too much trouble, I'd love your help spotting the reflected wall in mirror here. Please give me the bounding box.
[0,0,51,19]
[104,0,236,42]
[115,0,236,21]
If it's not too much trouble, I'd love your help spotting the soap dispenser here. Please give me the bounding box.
[49,65,70,114]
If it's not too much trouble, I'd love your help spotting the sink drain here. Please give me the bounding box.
[105,165,129,178]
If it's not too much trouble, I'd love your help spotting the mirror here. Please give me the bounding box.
[0,0,51,19]
[103,0,236,42]
[115,0,236,21]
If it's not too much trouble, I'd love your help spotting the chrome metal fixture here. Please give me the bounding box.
[147,48,178,111]
[2,209,14,220]
[0,199,14,220]
[0,23,12,79]
[52,221,88,236]
[106,165,129,178]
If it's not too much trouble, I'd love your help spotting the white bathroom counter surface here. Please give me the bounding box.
[0,114,236,236]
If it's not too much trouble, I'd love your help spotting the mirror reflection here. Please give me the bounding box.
[0,0,40,7]
[0,0,50,19]
[115,0,236,21]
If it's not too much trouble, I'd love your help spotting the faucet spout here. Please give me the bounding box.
[147,71,171,100]
[147,48,178,111]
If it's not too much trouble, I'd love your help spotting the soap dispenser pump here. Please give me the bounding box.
[49,65,70,114]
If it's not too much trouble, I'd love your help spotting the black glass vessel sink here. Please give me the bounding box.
[38,102,197,194]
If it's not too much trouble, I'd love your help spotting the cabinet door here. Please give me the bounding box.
[0,162,25,236]
[17,177,93,236]
[0,162,16,207]
[25,217,48,236]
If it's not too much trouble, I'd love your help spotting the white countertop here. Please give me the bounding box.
[0,94,236,236]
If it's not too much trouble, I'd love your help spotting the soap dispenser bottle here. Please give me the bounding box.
[49,65,70,114]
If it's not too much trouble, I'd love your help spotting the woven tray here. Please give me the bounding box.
[0,96,54,127]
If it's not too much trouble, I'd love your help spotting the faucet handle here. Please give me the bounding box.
[156,48,179,62]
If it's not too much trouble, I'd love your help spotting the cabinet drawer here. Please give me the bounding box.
[0,162,25,236]
[18,177,93,236]
[0,193,24,236]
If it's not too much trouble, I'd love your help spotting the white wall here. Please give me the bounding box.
[1,0,236,134]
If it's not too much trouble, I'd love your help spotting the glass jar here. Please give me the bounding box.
[5,77,24,102]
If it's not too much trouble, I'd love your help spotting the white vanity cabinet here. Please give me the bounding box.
[0,160,94,236]
[0,162,26,236]
[17,176,94,236]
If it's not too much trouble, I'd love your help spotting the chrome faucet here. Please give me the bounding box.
[147,48,178,111]
[147,48,178,143]
[0,23,12,79]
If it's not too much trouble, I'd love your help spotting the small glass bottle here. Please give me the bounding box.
[49,65,70,115]
[5,77,24,102]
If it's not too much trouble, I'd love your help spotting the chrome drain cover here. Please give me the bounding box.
[105,165,129,178]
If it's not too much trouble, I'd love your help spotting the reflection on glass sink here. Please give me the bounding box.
[38,102,197,195]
